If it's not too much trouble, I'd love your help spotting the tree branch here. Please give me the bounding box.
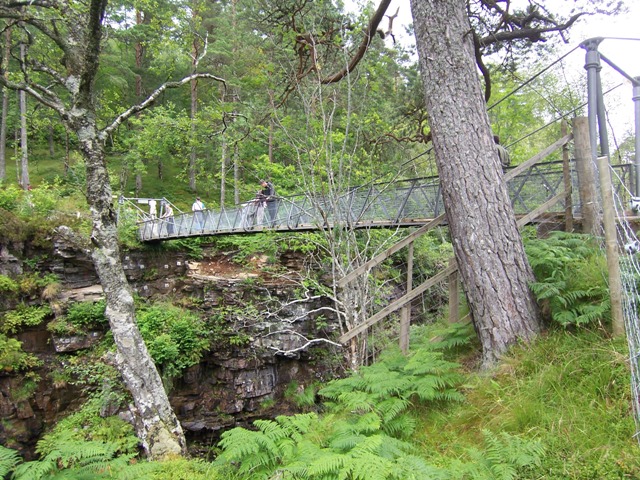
[102,73,226,138]
[321,0,392,84]
[473,31,491,101]
[0,76,66,117]
[478,12,586,47]
[262,329,342,357]
[0,6,72,57]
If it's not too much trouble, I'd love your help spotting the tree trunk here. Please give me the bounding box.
[0,27,10,182]
[134,9,145,193]
[189,34,199,192]
[233,142,240,204]
[220,135,227,206]
[19,42,29,189]
[410,0,541,367]
[48,123,55,157]
[74,115,187,458]
[64,131,70,176]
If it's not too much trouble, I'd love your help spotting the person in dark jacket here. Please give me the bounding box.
[260,180,277,227]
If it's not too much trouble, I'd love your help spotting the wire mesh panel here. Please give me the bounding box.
[136,158,632,241]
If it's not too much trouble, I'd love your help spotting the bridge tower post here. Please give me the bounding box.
[634,76,640,196]
[574,117,600,235]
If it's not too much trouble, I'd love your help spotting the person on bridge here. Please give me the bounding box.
[161,201,175,235]
[192,196,205,231]
[494,135,511,169]
[260,180,277,227]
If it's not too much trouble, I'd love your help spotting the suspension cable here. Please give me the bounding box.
[487,45,580,111]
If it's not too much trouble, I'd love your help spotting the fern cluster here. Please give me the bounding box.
[215,331,543,479]
[525,232,610,326]
[0,432,155,480]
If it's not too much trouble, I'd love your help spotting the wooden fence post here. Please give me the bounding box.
[597,155,625,337]
[399,242,413,354]
[448,258,459,323]
[562,120,574,232]
[574,117,600,235]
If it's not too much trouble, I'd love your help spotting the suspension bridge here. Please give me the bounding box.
[132,133,632,242]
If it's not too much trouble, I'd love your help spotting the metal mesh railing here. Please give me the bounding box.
[138,159,632,241]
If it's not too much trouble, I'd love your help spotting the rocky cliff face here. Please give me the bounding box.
[0,227,341,458]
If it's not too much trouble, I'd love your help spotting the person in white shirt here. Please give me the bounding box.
[191,197,205,231]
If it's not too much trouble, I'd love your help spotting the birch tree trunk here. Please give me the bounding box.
[410,0,541,366]
[72,113,187,458]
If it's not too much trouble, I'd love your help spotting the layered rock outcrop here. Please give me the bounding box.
[0,228,340,458]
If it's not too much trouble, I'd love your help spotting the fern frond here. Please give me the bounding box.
[12,456,58,480]
[217,428,263,462]
[377,397,412,423]
[392,454,448,480]
[349,411,382,435]
[306,451,346,476]
[336,391,375,414]
[381,413,416,438]
[329,431,367,452]
[0,445,22,477]
[350,454,391,480]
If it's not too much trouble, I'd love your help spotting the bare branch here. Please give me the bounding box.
[262,329,342,357]
[321,0,392,84]
[478,12,587,47]
[28,59,67,86]
[0,6,73,60]
[102,73,226,138]
[0,76,66,117]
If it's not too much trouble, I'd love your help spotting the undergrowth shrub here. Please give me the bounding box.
[48,299,108,335]
[210,231,281,264]
[43,395,139,455]
[0,183,23,212]
[117,207,143,249]
[525,232,610,327]
[0,274,19,295]
[1,433,154,480]
[0,334,41,373]
[65,299,107,328]
[136,303,210,380]
[1,304,52,334]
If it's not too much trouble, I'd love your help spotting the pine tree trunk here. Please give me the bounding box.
[410,0,541,366]
[220,136,227,206]
[189,33,199,192]
[233,142,240,204]
[0,27,11,182]
[19,42,29,189]
[48,124,55,157]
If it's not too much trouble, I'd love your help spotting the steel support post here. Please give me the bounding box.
[634,77,640,196]
[582,38,604,162]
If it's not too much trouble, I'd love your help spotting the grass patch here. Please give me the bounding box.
[414,328,640,479]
